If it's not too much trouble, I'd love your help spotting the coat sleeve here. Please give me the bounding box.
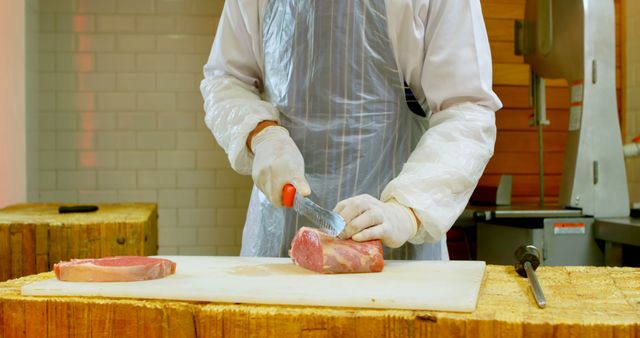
[200,1,279,175]
[381,0,502,243]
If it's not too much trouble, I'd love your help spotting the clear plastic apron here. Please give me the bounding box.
[241,0,444,260]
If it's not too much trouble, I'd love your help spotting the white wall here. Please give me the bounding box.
[624,0,640,204]
[0,1,27,207]
[37,0,250,255]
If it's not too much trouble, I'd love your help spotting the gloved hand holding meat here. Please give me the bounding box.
[334,195,418,248]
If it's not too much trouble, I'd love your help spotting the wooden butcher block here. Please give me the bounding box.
[21,256,485,312]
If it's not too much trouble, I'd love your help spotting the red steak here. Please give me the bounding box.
[289,227,384,274]
[54,256,176,282]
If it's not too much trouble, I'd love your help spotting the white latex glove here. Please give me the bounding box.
[334,195,418,248]
[250,126,311,208]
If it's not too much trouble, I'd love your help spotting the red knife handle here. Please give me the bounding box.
[282,184,296,208]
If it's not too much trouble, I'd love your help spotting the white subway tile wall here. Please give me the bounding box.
[626,2,640,203]
[37,0,248,255]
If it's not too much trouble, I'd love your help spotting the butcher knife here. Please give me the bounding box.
[282,184,346,237]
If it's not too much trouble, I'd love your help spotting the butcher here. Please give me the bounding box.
[200,0,502,260]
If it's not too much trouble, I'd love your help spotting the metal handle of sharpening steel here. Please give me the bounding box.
[524,261,547,308]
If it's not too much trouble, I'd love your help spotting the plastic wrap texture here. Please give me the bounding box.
[201,0,501,259]
[201,75,278,175]
[381,102,497,244]
[241,0,433,259]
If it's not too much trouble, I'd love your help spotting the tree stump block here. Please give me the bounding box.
[0,203,158,282]
[1,265,639,337]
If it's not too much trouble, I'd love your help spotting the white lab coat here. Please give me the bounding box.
[201,0,503,251]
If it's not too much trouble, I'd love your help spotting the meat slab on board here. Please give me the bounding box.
[54,256,176,282]
[289,227,384,274]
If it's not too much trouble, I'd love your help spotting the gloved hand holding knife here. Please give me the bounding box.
[250,122,418,247]
[249,122,311,208]
[248,122,345,238]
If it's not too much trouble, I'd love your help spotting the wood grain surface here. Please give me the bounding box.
[1,265,639,338]
[0,203,158,282]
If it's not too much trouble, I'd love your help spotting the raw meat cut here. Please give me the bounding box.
[54,256,176,282]
[289,227,384,274]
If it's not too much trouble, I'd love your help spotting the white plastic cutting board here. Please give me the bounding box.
[22,256,486,312]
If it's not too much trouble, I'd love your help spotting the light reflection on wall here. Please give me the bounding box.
[78,23,95,168]
[73,15,91,32]
[79,149,96,168]
[74,54,94,72]
[79,111,95,167]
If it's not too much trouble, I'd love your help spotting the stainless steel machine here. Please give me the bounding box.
[474,0,638,266]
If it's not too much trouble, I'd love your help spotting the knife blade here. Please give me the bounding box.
[282,184,345,237]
